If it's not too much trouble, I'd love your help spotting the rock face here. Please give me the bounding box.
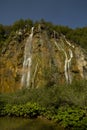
[0,26,87,92]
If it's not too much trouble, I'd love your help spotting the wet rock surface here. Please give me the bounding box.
[0,27,87,92]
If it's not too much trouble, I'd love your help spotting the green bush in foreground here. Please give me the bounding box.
[54,106,87,129]
[0,80,87,129]
[0,102,45,118]
[0,102,87,129]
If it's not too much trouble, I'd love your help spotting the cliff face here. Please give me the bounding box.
[0,25,87,92]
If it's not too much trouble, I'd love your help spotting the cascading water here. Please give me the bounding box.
[21,27,34,88]
[67,49,73,83]
[65,39,75,48]
[63,49,73,84]
[63,50,69,83]
[54,37,73,84]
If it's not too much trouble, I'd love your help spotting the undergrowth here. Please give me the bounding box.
[0,80,87,129]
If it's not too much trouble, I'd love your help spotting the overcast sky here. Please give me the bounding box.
[0,0,87,28]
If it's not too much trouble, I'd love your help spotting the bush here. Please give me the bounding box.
[0,80,87,108]
[54,106,87,129]
[0,80,87,129]
[0,102,45,118]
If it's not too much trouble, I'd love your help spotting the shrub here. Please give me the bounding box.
[0,80,87,129]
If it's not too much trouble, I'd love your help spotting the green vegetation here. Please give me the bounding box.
[0,19,33,50]
[0,19,87,51]
[66,27,87,50]
[0,102,42,118]
[0,80,87,129]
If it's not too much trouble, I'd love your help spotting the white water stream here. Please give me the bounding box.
[67,49,73,83]
[65,39,75,48]
[54,38,73,84]
[21,27,34,87]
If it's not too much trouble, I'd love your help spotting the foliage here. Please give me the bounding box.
[0,19,87,51]
[0,80,87,107]
[0,24,5,41]
[54,106,87,129]
[0,24,11,43]
[0,102,87,129]
[0,80,87,129]
[12,19,33,31]
[66,27,87,50]
[54,25,72,35]
[0,102,44,118]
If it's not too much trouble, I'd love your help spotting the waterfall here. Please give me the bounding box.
[67,49,73,83]
[21,27,34,88]
[54,41,61,50]
[63,49,73,84]
[54,39,73,84]
[63,50,69,83]
[65,39,75,48]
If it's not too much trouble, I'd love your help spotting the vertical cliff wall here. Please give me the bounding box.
[0,26,87,92]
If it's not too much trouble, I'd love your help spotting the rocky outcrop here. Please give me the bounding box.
[0,26,87,92]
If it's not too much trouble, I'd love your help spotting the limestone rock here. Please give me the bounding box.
[0,26,87,92]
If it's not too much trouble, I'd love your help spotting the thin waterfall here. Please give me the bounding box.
[21,27,34,88]
[65,39,75,48]
[67,49,73,83]
[54,39,69,83]
[62,47,73,84]
[54,38,73,84]
[63,50,69,83]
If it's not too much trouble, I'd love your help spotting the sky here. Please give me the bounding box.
[0,0,87,28]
